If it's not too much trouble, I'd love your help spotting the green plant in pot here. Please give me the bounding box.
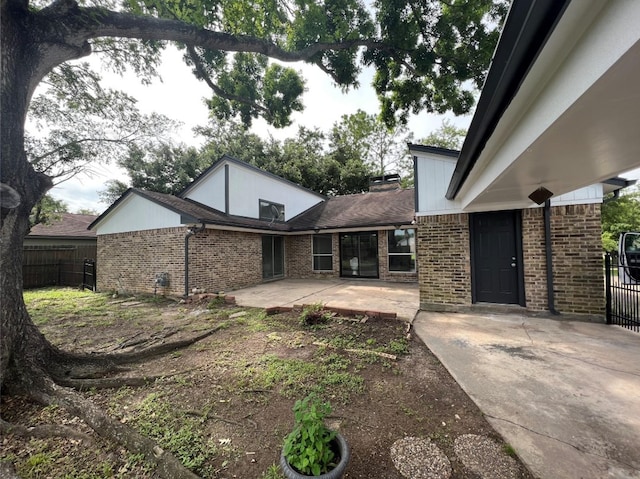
[281,393,350,478]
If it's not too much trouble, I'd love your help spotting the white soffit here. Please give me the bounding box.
[458,0,640,210]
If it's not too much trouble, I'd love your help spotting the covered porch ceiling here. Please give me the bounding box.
[451,0,640,211]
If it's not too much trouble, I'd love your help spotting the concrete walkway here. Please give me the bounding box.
[229,278,419,321]
[413,312,640,479]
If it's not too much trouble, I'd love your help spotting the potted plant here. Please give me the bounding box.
[280,393,350,478]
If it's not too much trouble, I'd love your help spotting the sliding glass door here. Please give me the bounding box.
[340,232,378,278]
[262,236,284,280]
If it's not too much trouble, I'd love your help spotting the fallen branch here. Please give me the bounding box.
[312,341,397,360]
[0,418,93,443]
[117,328,179,350]
[183,409,243,427]
[50,326,222,380]
[57,375,161,390]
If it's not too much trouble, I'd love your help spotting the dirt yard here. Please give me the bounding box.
[1,288,534,478]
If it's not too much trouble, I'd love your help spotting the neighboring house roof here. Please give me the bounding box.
[288,188,415,232]
[179,154,326,201]
[29,213,97,239]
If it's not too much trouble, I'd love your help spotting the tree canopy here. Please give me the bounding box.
[601,188,640,253]
[419,118,467,150]
[99,111,421,202]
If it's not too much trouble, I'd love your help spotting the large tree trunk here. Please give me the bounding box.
[1,0,56,387]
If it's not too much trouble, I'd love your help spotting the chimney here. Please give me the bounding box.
[369,173,401,192]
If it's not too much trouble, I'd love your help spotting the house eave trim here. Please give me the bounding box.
[445,0,572,201]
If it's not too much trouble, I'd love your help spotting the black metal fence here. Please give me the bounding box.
[82,259,96,292]
[605,254,640,332]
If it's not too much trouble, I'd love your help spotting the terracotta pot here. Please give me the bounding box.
[280,433,350,479]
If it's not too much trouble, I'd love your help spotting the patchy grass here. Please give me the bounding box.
[1,288,534,479]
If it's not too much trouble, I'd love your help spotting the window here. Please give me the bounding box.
[388,229,416,272]
[312,234,333,271]
[259,200,285,222]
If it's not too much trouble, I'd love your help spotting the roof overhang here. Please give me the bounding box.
[448,0,640,211]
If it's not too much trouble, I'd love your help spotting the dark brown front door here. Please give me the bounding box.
[471,211,524,305]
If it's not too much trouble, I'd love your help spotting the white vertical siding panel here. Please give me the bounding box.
[183,166,226,210]
[227,164,322,219]
[415,155,462,215]
[96,195,182,235]
[551,184,603,206]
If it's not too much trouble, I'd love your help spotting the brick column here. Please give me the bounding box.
[417,214,471,309]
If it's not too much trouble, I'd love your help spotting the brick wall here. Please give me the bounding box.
[286,234,339,279]
[97,227,185,295]
[550,204,604,316]
[416,214,472,309]
[190,229,262,293]
[522,209,548,310]
[97,227,263,296]
[417,204,604,317]
[286,232,418,282]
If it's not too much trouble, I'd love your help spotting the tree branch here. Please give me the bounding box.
[74,7,383,66]
[186,46,269,114]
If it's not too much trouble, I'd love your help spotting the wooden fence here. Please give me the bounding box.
[23,245,97,289]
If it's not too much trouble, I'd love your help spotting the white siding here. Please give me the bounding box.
[414,154,462,216]
[182,165,226,211]
[227,163,322,219]
[95,194,182,235]
[414,152,605,216]
[550,184,603,206]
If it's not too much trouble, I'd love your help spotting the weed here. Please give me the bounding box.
[241,353,363,401]
[299,303,332,327]
[387,338,409,355]
[503,444,517,457]
[131,393,215,472]
[207,296,225,309]
[24,451,54,474]
[261,463,285,479]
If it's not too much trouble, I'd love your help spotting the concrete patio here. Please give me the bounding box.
[229,278,419,321]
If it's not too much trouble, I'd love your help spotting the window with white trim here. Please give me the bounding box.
[388,229,416,272]
[312,234,333,271]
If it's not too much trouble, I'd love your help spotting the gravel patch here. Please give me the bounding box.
[454,434,521,479]
[390,436,452,479]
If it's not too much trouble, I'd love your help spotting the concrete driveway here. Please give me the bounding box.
[413,312,640,479]
[229,278,419,321]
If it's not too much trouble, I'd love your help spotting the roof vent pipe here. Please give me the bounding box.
[184,223,205,298]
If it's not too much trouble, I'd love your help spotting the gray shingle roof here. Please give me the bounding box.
[29,213,97,238]
[91,187,415,233]
[288,188,415,231]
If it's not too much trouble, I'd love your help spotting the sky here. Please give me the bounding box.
[45,45,640,214]
[47,46,468,213]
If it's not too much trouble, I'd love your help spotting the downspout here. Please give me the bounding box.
[543,200,559,315]
[184,223,205,297]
